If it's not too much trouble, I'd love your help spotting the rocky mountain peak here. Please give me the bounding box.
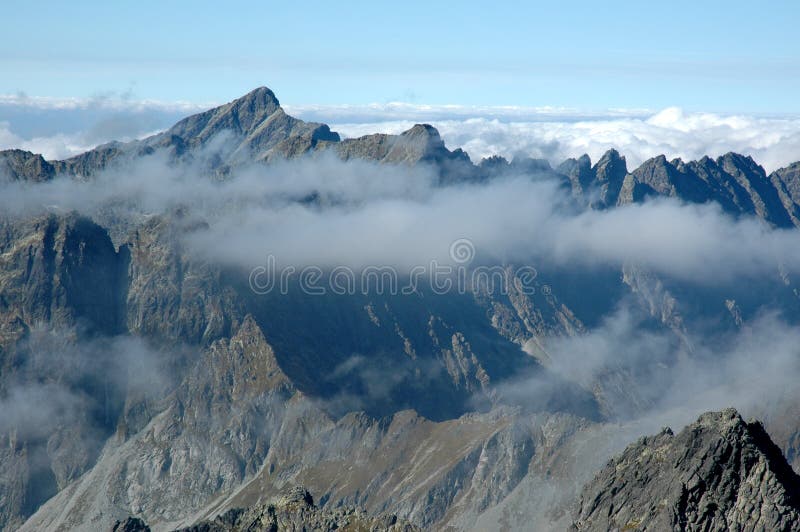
[572,408,800,531]
[165,86,282,145]
[557,153,594,196]
[333,122,475,177]
[398,123,446,153]
[402,123,441,139]
[589,149,629,207]
[593,149,627,182]
[718,151,763,173]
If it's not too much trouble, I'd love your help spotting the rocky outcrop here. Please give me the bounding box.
[173,486,418,531]
[328,123,477,183]
[572,409,800,531]
[0,149,56,182]
[557,154,594,198]
[112,517,151,532]
[590,149,629,208]
[770,162,800,226]
[616,152,797,227]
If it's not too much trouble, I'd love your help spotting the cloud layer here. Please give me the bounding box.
[0,93,210,160]
[319,106,800,172]
[3,148,800,285]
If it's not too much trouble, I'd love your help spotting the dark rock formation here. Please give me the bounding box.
[573,409,800,531]
[590,149,629,208]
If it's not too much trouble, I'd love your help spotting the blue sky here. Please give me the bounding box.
[1,0,798,112]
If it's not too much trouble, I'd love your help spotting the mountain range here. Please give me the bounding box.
[1,87,800,531]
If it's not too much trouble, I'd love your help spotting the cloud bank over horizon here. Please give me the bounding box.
[2,94,800,172]
[323,105,800,173]
[0,93,211,160]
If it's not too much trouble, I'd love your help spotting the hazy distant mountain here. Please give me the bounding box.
[1,87,800,531]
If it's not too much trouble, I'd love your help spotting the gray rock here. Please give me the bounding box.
[573,409,800,531]
[0,149,56,182]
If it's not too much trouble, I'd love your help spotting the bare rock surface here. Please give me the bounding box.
[573,409,800,531]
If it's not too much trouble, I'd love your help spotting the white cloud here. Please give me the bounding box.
[308,106,800,172]
[0,121,105,160]
[3,150,800,284]
[0,93,213,113]
[0,93,212,159]
[285,102,650,123]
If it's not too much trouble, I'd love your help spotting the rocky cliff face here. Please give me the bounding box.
[573,409,800,531]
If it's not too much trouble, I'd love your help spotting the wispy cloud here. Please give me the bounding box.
[0,93,213,159]
[0,92,214,113]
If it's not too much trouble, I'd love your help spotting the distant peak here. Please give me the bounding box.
[402,123,442,140]
[594,148,628,177]
[227,86,281,122]
[238,86,280,105]
[718,152,766,176]
[598,148,623,162]
[638,154,670,169]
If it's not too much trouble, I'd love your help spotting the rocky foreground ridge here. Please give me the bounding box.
[573,409,800,532]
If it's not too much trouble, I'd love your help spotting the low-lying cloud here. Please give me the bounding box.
[511,302,800,435]
[0,327,177,440]
[2,149,800,284]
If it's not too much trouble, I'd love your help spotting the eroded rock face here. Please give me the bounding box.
[572,409,800,532]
